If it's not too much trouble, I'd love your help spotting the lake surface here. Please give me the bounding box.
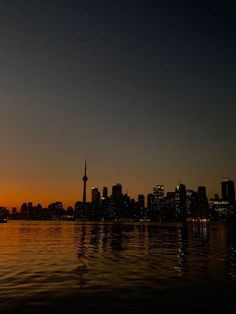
[0,221,236,313]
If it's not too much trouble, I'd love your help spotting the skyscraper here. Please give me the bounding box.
[102,187,108,198]
[175,184,186,219]
[153,185,164,205]
[91,187,100,205]
[147,193,154,210]
[112,183,122,197]
[221,179,235,205]
[82,159,88,203]
[112,183,122,202]
[152,185,164,220]
[197,186,209,218]
[138,194,145,208]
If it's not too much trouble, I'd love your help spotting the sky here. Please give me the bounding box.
[0,0,235,208]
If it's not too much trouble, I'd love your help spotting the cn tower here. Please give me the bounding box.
[82,158,88,203]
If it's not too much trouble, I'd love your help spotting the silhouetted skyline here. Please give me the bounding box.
[2,176,235,222]
[0,1,235,208]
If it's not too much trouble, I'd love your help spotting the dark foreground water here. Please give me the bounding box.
[0,221,236,313]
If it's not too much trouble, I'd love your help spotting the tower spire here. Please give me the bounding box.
[82,158,88,203]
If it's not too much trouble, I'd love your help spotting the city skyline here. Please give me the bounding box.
[2,173,235,223]
[0,1,235,208]
[1,158,235,209]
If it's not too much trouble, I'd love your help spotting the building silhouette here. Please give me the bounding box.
[82,159,88,203]
[146,193,153,209]
[175,184,186,219]
[138,194,145,208]
[103,187,108,198]
[91,187,100,205]
[221,179,235,205]
[112,183,122,201]
[153,185,164,204]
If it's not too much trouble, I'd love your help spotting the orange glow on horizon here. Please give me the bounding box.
[1,178,220,210]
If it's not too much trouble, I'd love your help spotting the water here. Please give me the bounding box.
[0,221,236,313]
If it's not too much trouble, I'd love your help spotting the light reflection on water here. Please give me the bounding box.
[0,221,236,313]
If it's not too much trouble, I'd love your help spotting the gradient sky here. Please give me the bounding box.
[0,0,235,208]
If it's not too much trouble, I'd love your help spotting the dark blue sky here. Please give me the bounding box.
[0,0,235,207]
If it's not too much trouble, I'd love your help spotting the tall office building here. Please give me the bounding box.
[112,183,122,199]
[147,193,154,209]
[152,185,165,220]
[111,183,123,202]
[138,194,145,208]
[91,187,100,205]
[197,186,208,207]
[221,179,235,205]
[198,186,207,199]
[103,187,108,198]
[197,186,209,218]
[82,159,88,203]
[153,185,164,204]
[175,184,186,219]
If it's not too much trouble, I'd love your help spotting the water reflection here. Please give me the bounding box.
[192,221,208,240]
[1,221,236,313]
[225,224,236,282]
[75,252,88,288]
[72,222,236,284]
[175,227,188,275]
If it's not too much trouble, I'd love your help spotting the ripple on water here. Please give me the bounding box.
[1,221,236,313]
